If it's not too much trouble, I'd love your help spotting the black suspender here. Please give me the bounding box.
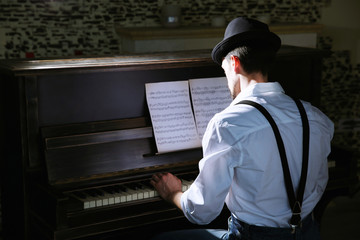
[236,98,309,230]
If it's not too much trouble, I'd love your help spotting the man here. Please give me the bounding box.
[150,17,334,240]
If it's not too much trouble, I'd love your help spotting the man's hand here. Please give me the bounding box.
[150,172,183,210]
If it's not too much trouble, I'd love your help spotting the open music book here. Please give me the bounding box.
[145,77,231,153]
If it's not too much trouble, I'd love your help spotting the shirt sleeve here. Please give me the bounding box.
[180,117,239,225]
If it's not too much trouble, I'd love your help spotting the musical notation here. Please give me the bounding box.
[189,77,231,139]
[146,81,201,153]
[145,77,231,153]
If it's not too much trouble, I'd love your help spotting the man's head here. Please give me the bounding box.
[224,42,277,76]
[212,17,281,98]
[211,17,281,74]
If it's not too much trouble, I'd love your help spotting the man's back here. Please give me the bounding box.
[189,82,334,227]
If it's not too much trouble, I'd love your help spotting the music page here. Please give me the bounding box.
[145,81,201,153]
[189,77,232,139]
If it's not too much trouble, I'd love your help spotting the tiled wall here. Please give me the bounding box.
[319,40,360,153]
[0,0,330,59]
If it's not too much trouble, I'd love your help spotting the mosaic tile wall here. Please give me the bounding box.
[319,36,360,155]
[0,0,330,59]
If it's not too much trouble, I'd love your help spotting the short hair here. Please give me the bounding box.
[225,40,277,76]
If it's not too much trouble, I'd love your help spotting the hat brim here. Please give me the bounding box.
[211,30,281,65]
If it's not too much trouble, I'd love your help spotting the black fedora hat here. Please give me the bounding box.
[211,17,281,65]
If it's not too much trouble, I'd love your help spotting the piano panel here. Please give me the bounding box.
[41,117,202,185]
[37,65,224,126]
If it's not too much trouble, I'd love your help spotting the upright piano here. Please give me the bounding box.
[0,46,358,240]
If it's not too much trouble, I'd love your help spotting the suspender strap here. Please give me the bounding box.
[292,98,310,226]
[236,99,309,229]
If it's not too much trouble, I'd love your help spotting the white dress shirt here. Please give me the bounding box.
[180,82,334,227]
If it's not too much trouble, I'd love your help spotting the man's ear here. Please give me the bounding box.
[230,55,242,74]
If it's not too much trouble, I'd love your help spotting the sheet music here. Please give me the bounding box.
[145,81,201,153]
[189,77,232,139]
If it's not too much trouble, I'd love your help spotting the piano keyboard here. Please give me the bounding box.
[70,178,194,210]
[68,161,337,210]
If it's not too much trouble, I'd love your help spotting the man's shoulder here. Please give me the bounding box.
[209,103,265,130]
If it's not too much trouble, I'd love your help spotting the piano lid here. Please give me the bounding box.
[0,49,215,76]
[0,46,326,76]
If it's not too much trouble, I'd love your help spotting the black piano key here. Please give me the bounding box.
[84,189,98,197]
[84,189,97,197]
[93,188,105,196]
[119,185,128,192]
[73,191,87,199]
[141,181,154,189]
[113,185,124,193]
[125,182,139,190]
[137,184,147,190]
[181,174,195,181]
[102,186,117,194]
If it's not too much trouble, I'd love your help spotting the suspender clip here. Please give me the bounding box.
[289,201,302,233]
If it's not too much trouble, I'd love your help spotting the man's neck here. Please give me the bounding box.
[239,72,267,90]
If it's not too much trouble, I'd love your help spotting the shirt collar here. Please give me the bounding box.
[230,82,285,106]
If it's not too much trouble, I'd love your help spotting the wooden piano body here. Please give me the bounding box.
[0,46,358,239]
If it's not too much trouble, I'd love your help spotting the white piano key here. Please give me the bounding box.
[81,189,102,208]
[137,190,144,200]
[143,190,150,199]
[108,196,115,205]
[120,192,127,203]
[140,183,156,198]
[99,189,115,206]
[88,198,96,208]
[102,198,109,206]
[114,195,121,204]
[182,179,193,191]
[112,185,129,203]
[128,189,138,201]
[102,187,117,205]
[84,201,90,209]
[328,160,336,168]
[71,192,96,209]
[96,199,103,207]
[123,183,144,202]
[84,197,97,209]
[139,184,152,199]
[136,183,151,200]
